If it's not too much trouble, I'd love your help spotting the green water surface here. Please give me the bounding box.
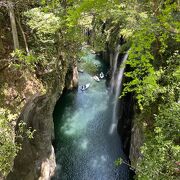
[53,53,130,180]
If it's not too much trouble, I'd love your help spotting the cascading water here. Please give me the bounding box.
[109,52,129,134]
[110,44,121,94]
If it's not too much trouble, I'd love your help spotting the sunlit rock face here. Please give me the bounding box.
[65,60,79,90]
[7,94,59,180]
[7,55,78,180]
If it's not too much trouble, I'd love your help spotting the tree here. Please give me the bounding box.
[7,1,19,50]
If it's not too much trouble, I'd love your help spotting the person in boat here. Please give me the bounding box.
[81,85,85,90]
[81,85,87,90]
[93,75,100,81]
[78,69,84,73]
[81,83,90,90]
[100,72,104,78]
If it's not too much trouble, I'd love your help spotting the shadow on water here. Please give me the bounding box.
[52,54,132,180]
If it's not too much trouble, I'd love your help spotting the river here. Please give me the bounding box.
[53,53,130,180]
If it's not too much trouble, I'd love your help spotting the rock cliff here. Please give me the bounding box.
[7,56,78,180]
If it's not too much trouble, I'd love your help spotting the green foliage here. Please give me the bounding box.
[136,101,180,179]
[115,157,123,167]
[24,8,61,35]
[17,121,36,140]
[1,0,179,179]
[122,1,179,109]
[11,49,37,70]
[122,26,158,109]
[22,3,84,79]
[155,103,180,142]
[21,3,179,180]
[0,109,36,177]
[111,1,180,179]
[137,129,179,180]
[0,109,19,176]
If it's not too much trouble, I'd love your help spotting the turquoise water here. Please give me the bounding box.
[53,54,130,180]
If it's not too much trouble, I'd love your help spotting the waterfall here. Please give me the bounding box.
[110,44,121,94]
[109,52,129,134]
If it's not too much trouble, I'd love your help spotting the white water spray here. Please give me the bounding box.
[109,52,129,134]
[110,44,121,94]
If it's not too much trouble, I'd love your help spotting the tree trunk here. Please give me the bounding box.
[0,29,5,54]
[16,16,29,54]
[152,0,160,16]
[8,2,19,50]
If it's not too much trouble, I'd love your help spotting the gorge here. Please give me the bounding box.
[53,52,131,179]
[0,1,179,180]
